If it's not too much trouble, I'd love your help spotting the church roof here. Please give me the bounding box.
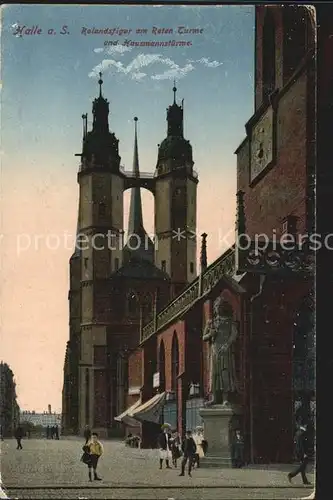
[111,257,170,280]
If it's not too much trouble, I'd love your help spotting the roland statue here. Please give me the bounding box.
[203,297,239,407]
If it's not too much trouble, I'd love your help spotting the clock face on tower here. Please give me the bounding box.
[250,105,274,184]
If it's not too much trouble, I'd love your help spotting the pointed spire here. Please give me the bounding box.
[91,71,109,133]
[127,117,144,235]
[167,83,183,137]
[173,80,177,104]
[98,72,103,97]
[200,233,208,272]
[81,113,87,141]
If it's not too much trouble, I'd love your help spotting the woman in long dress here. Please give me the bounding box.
[158,423,172,469]
[192,426,205,468]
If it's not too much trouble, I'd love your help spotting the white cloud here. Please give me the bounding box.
[93,45,132,56]
[131,72,146,81]
[89,52,221,83]
[106,45,132,56]
[188,57,223,68]
[151,63,194,81]
[89,53,190,81]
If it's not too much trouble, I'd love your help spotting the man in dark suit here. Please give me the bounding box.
[14,426,24,450]
[158,424,172,469]
[288,424,312,485]
[179,430,197,477]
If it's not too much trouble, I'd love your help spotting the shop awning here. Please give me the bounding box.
[114,398,142,427]
[131,392,166,424]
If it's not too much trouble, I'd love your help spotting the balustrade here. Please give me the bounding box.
[141,247,235,342]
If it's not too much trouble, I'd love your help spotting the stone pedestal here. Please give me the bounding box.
[199,404,243,468]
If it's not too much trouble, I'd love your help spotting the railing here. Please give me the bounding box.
[119,166,155,178]
[78,163,198,180]
[141,246,235,343]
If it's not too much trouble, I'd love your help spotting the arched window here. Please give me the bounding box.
[171,332,179,392]
[262,9,276,100]
[159,340,166,392]
[283,6,308,82]
[127,291,139,317]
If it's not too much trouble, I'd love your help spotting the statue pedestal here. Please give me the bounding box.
[199,404,243,468]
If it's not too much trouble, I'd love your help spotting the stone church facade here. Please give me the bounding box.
[63,5,316,463]
[62,78,198,436]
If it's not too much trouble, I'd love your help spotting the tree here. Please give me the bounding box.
[0,362,20,436]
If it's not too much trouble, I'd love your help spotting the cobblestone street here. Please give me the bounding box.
[1,439,315,499]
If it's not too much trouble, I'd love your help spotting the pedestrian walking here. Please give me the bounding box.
[192,426,205,468]
[84,425,92,444]
[232,429,245,468]
[14,425,24,450]
[170,431,182,468]
[288,424,312,485]
[158,423,172,469]
[46,426,50,439]
[179,430,197,477]
[55,425,59,440]
[83,432,103,482]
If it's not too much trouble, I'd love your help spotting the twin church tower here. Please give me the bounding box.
[62,74,198,436]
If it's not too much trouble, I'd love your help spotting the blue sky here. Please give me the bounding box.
[2,4,254,177]
[1,4,254,411]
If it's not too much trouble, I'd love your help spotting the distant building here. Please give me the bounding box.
[20,410,61,428]
[0,362,20,437]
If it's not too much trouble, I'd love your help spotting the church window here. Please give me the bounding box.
[127,291,139,317]
[161,260,166,272]
[84,258,88,269]
[99,202,106,217]
[114,258,119,271]
[262,9,276,100]
[190,262,194,273]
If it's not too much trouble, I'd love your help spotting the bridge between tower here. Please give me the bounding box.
[120,166,156,193]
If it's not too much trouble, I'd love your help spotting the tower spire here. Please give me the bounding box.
[98,72,103,97]
[200,233,208,272]
[167,83,183,137]
[127,117,144,235]
[92,72,109,133]
[173,80,177,104]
